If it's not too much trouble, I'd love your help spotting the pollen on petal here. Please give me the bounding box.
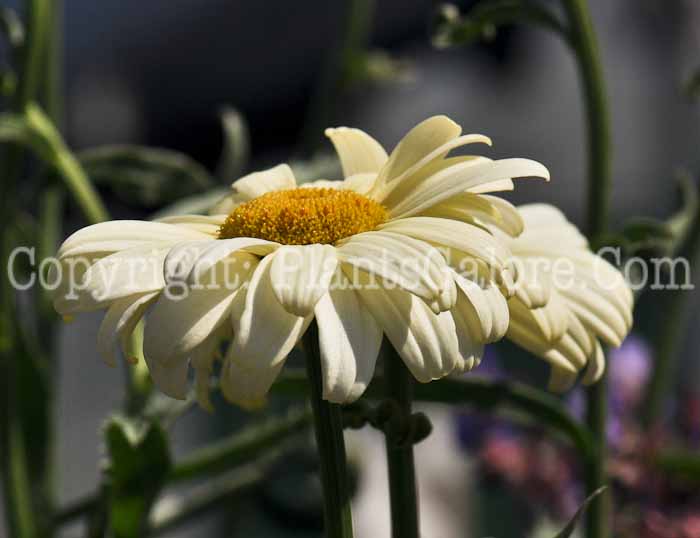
[218,188,387,245]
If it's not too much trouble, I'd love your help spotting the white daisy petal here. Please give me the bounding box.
[56,246,169,315]
[57,220,208,259]
[379,216,510,271]
[377,115,463,186]
[325,127,388,177]
[220,352,285,411]
[144,253,257,365]
[156,214,226,236]
[97,291,159,366]
[386,158,549,219]
[356,281,459,382]
[314,278,382,403]
[270,245,338,316]
[337,231,454,312]
[231,253,312,369]
[229,164,297,201]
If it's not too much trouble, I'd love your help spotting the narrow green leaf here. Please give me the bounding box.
[216,106,250,182]
[432,0,569,49]
[80,145,214,208]
[553,486,607,538]
[105,417,172,538]
[0,7,25,49]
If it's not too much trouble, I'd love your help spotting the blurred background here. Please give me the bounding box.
[2,0,699,536]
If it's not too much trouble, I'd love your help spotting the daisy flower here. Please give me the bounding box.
[52,115,549,409]
[499,204,634,392]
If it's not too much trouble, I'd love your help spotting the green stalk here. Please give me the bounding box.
[561,1,613,537]
[0,2,52,537]
[303,322,354,538]
[642,202,700,427]
[383,347,419,538]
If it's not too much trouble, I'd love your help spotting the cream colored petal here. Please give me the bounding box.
[144,351,190,400]
[582,341,606,385]
[187,237,279,284]
[420,192,524,237]
[565,299,624,347]
[231,253,311,369]
[270,245,338,316]
[379,216,510,271]
[506,320,579,374]
[97,291,159,366]
[386,158,549,219]
[508,292,569,344]
[453,272,509,343]
[342,173,377,194]
[191,326,229,412]
[56,246,169,315]
[378,156,489,210]
[229,164,297,201]
[325,127,388,177]
[156,214,226,236]
[355,281,459,382]
[450,300,486,373]
[337,231,454,312]
[468,178,514,194]
[220,351,285,410]
[510,258,552,309]
[547,365,578,393]
[143,254,256,365]
[314,280,382,403]
[377,115,462,185]
[58,220,208,259]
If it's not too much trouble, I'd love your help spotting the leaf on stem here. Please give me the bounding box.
[216,106,250,183]
[104,416,172,538]
[553,486,606,538]
[80,144,214,208]
[432,0,568,49]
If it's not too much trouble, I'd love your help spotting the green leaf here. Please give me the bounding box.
[216,106,250,182]
[148,186,230,220]
[432,0,568,49]
[0,7,25,50]
[612,173,699,257]
[80,145,214,208]
[105,416,172,538]
[553,486,606,538]
[0,110,55,162]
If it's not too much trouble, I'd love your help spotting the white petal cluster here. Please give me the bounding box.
[53,115,632,409]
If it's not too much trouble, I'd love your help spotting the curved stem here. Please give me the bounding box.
[561,1,612,537]
[303,322,354,538]
[383,346,419,538]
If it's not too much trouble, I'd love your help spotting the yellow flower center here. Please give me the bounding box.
[218,188,388,245]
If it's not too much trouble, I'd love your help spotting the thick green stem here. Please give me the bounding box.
[383,347,419,538]
[303,322,354,538]
[561,1,613,537]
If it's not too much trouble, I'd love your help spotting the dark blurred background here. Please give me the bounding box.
[2,0,698,536]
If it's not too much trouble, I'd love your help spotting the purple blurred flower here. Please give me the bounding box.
[609,334,652,414]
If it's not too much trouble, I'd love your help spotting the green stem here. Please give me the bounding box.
[0,2,52,537]
[561,1,613,536]
[54,407,311,525]
[303,322,354,538]
[642,200,700,427]
[383,347,419,538]
[562,0,611,239]
[169,407,310,482]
